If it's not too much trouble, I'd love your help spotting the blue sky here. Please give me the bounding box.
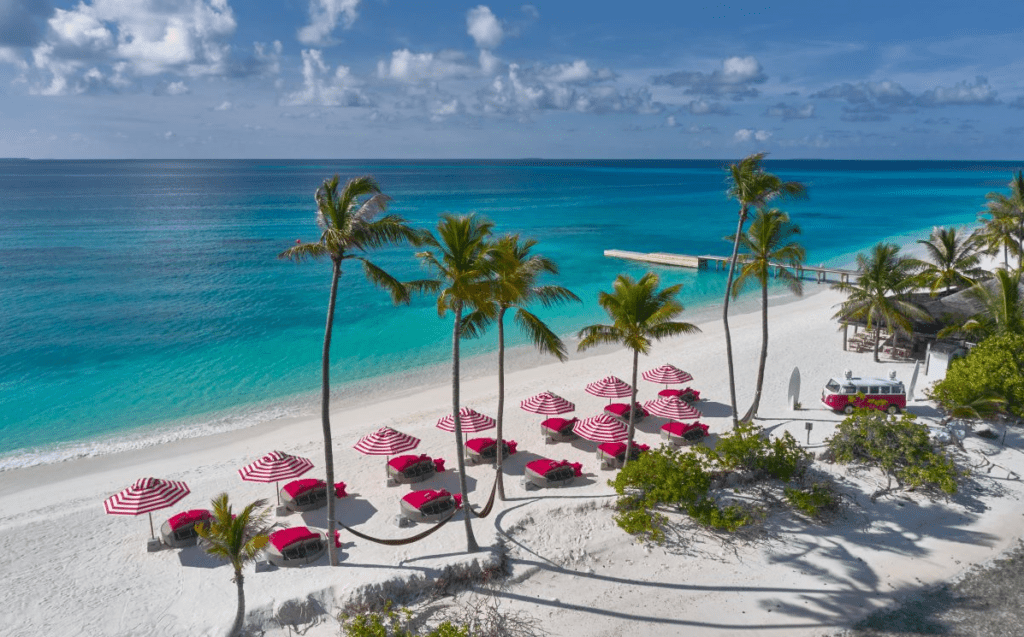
[1,0,1022,159]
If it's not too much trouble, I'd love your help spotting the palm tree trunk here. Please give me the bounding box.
[744,279,770,420]
[452,302,479,552]
[722,205,747,429]
[322,260,340,567]
[496,309,507,500]
[623,349,639,468]
[873,326,881,363]
[229,571,245,637]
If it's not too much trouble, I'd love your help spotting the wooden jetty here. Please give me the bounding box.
[604,249,855,284]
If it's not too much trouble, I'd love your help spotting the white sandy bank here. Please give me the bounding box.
[2,284,1022,637]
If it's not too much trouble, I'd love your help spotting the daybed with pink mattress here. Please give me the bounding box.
[540,417,579,443]
[464,437,518,464]
[596,442,650,469]
[387,454,444,485]
[160,509,212,548]
[399,489,461,523]
[660,421,709,445]
[523,458,583,490]
[265,526,327,567]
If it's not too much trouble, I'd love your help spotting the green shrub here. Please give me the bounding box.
[686,498,754,532]
[827,406,964,495]
[784,483,839,519]
[929,332,1024,419]
[341,603,470,637]
[700,421,809,481]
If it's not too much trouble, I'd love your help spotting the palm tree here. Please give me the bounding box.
[278,175,423,566]
[978,171,1024,269]
[938,268,1024,340]
[413,213,496,552]
[912,226,988,295]
[195,494,274,637]
[577,272,701,464]
[727,208,805,420]
[832,243,929,362]
[461,235,580,500]
[722,153,806,428]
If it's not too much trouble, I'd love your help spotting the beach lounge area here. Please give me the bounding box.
[3,286,1024,637]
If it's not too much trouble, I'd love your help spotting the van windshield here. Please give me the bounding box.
[825,380,841,392]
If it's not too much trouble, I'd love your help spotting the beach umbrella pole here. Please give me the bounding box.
[275,480,280,505]
[148,512,155,539]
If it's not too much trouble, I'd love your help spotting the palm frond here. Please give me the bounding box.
[359,257,412,305]
[514,308,569,361]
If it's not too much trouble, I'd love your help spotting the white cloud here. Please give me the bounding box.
[653,55,767,99]
[27,0,237,95]
[167,81,189,95]
[919,76,998,106]
[479,62,656,115]
[297,0,360,46]
[214,100,232,110]
[734,128,772,142]
[431,98,460,122]
[466,5,503,50]
[377,48,474,83]
[0,46,28,70]
[665,115,677,127]
[479,49,501,75]
[543,59,612,84]
[284,48,371,107]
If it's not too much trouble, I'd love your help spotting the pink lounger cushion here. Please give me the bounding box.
[270,526,320,551]
[466,437,519,454]
[527,458,584,477]
[433,458,446,472]
[541,417,578,432]
[403,489,451,509]
[283,479,324,498]
[661,421,709,436]
[598,442,651,457]
[334,482,347,498]
[389,454,432,473]
[167,509,211,531]
[605,403,648,418]
[658,388,701,400]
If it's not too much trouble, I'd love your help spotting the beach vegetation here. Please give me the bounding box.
[411,213,497,552]
[911,226,988,295]
[975,171,1024,269]
[937,268,1024,341]
[460,234,580,500]
[826,404,963,499]
[831,242,928,362]
[726,207,805,419]
[722,153,807,429]
[278,174,424,566]
[341,603,469,637]
[784,483,840,520]
[577,272,701,466]
[699,421,809,481]
[194,494,273,637]
[930,332,1024,419]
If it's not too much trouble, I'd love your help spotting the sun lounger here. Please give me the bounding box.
[160,509,212,548]
[465,437,518,465]
[657,387,701,402]
[399,489,461,523]
[660,421,709,446]
[265,527,327,567]
[540,417,579,443]
[596,442,650,469]
[387,454,444,485]
[280,479,329,512]
[523,458,583,490]
[604,403,649,422]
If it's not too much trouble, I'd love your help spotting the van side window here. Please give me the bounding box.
[879,386,890,394]
[843,385,856,394]
[869,386,880,394]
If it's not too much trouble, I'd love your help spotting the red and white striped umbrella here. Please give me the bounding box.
[520,391,575,415]
[642,364,693,387]
[353,427,421,456]
[103,477,191,539]
[436,407,496,433]
[585,376,633,401]
[239,450,315,505]
[644,396,702,420]
[574,414,628,443]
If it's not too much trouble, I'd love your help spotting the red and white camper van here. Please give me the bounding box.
[821,370,906,415]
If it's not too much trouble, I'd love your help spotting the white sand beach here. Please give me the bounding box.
[2,284,1023,637]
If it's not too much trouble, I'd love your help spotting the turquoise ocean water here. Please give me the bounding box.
[1,159,1020,469]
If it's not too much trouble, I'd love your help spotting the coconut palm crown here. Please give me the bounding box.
[411,213,497,552]
[722,153,806,428]
[912,226,988,295]
[577,272,701,465]
[831,242,928,362]
[195,494,274,637]
[977,171,1024,269]
[278,174,424,565]
[461,234,580,500]
[727,208,805,420]
[938,268,1024,340]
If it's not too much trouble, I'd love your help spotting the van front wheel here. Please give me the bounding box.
[843,404,854,415]
[887,405,900,415]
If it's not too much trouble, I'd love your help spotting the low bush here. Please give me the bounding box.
[699,421,810,481]
[341,603,469,637]
[784,483,839,520]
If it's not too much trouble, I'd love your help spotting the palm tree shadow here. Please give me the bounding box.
[697,401,733,418]
[177,544,224,569]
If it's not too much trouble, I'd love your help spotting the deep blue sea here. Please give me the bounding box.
[2,159,1020,468]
